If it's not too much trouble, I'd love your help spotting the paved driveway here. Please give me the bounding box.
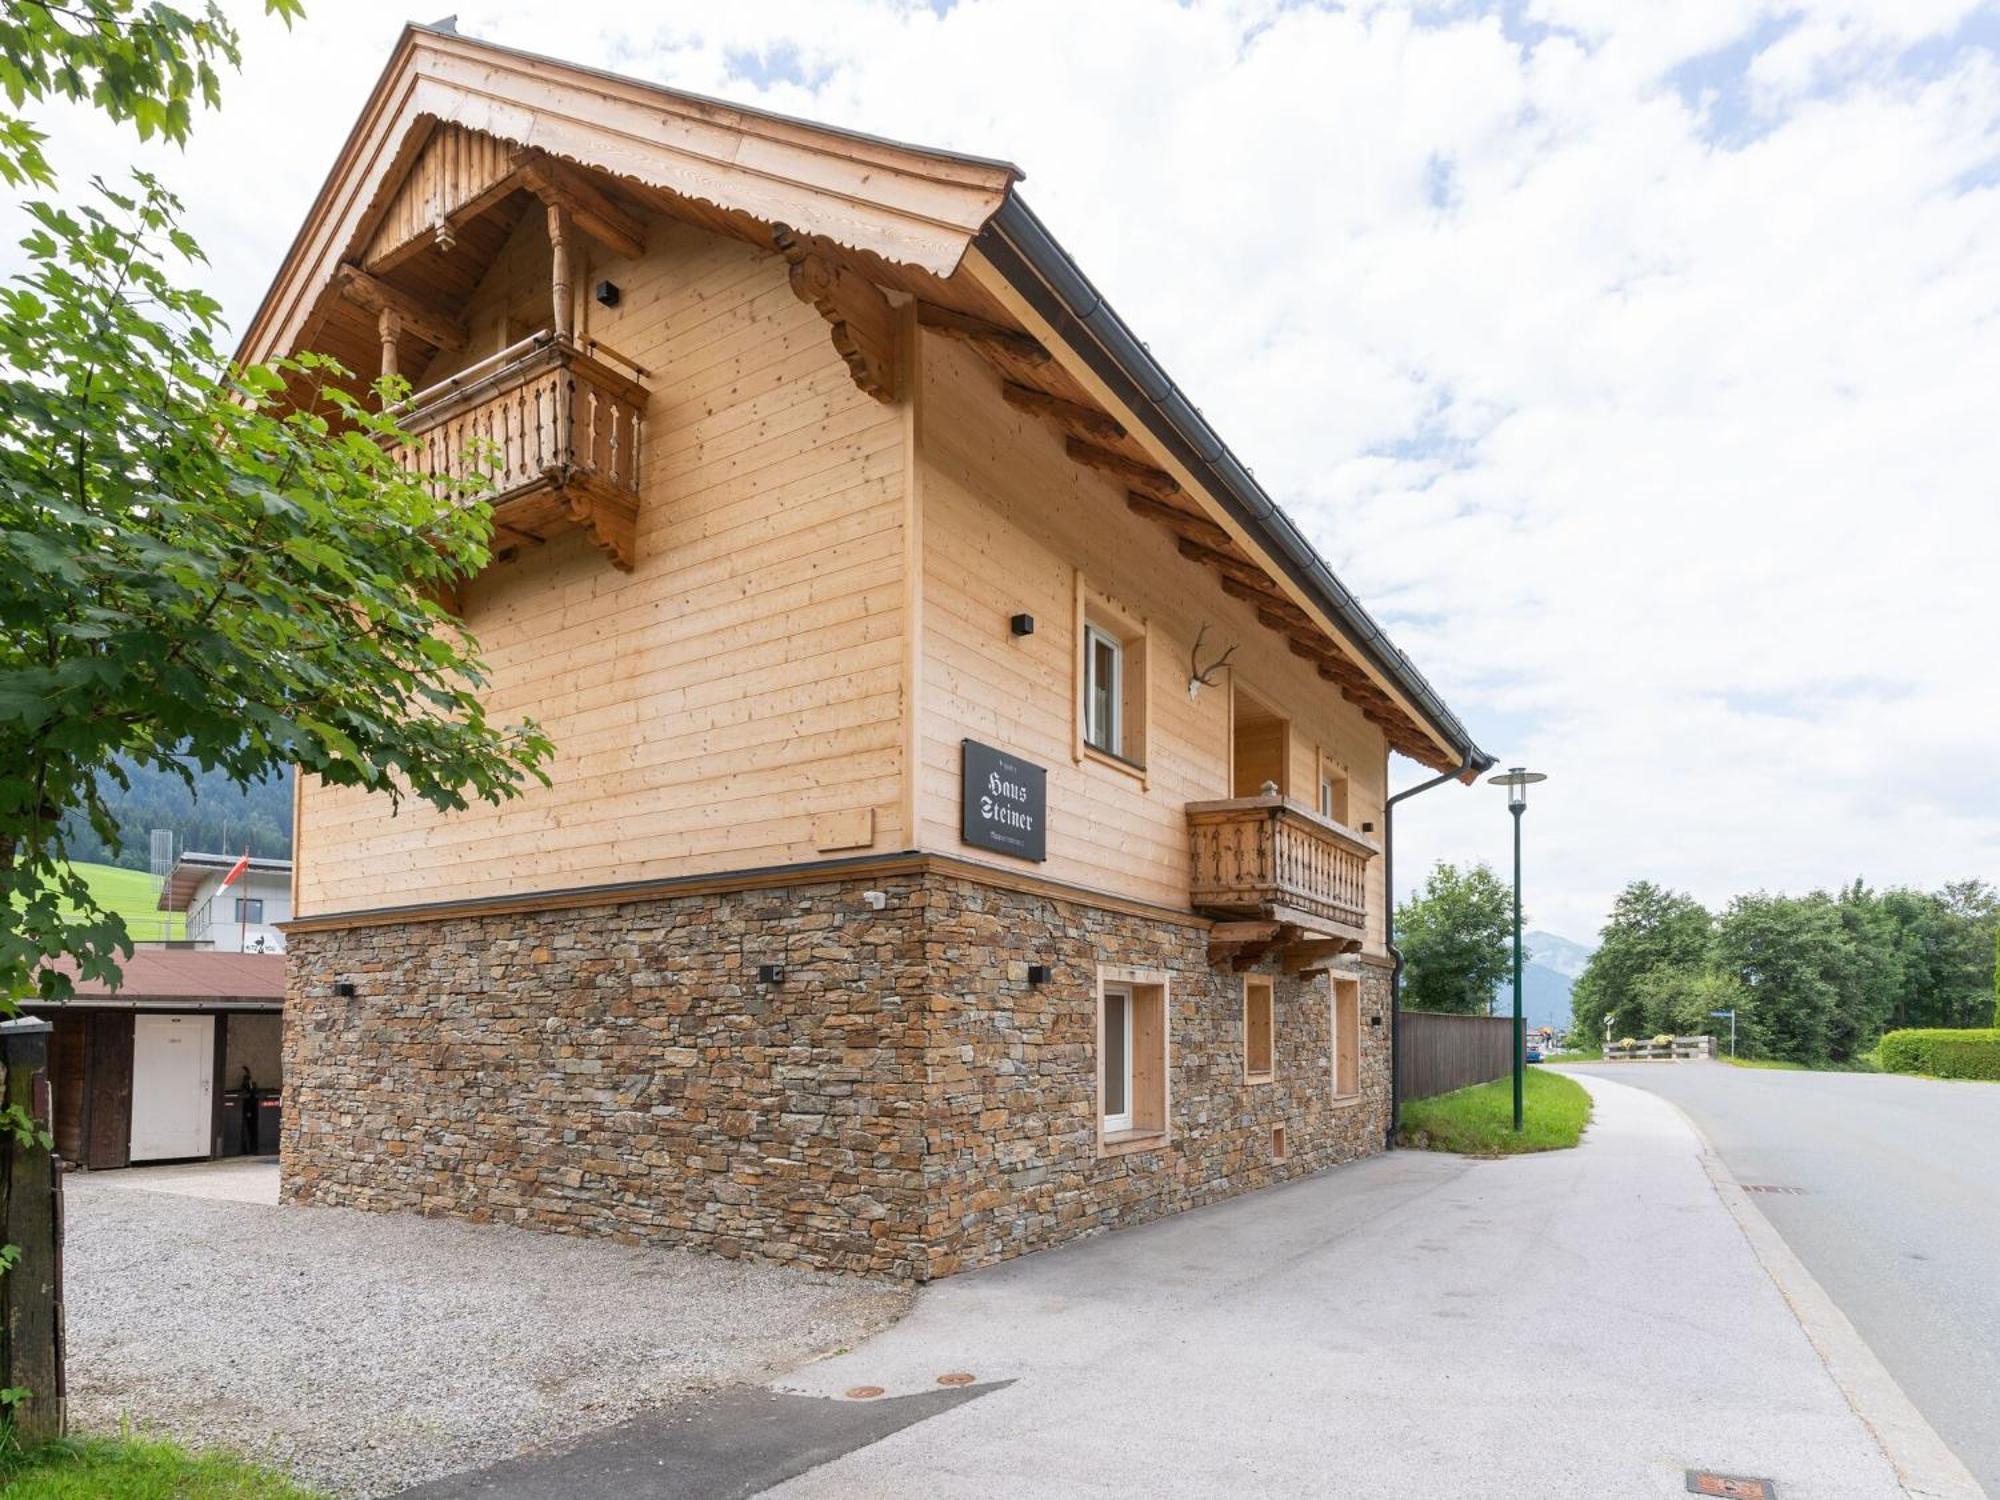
[1564,1061,2000,1497]
[752,1075,1917,1499]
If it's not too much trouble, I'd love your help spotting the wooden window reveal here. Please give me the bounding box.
[1332,977,1361,1099]
[1244,976,1275,1082]
[1075,575,1149,774]
[1099,971,1169,1152]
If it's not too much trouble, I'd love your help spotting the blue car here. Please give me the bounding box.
[1524,1047,1544,1063]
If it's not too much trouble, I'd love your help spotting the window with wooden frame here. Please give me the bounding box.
[1075,575,1148,775]
[1317,757,1351,826]
[1243,976,1275,1082]
[1098,969,1169,1152]
[1332,977,1361,1100]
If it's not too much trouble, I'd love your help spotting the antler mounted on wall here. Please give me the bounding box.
[1188,622,1238,699]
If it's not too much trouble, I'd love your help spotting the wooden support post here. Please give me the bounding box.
[548,203,574,342]
[0,1018,62,1443]
[377,307,401,387]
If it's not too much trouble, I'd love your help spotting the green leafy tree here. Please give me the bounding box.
[1570,881,1712,1044]
[1396,860,1518,1015]
[1,0,551,1015]
[1715,893,1857,1065]
[1631,966,1753,1050]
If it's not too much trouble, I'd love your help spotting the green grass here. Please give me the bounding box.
[58,861,182,943]
[1396,1067,1593,1156]
[0,1434,320,1498]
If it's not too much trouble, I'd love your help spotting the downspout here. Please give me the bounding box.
[1384,751,1478,1148]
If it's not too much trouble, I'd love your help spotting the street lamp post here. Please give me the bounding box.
[1488,766,1547,1132]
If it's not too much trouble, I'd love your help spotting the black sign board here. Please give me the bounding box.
[961,740,1047,862]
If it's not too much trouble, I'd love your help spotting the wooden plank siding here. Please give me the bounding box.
[298,205,1394,948]
[296,216,910,913]
[911,333,1390,947]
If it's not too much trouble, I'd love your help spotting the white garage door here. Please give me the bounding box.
[130,1013,214,1162]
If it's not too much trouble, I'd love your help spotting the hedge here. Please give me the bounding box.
[1876,1028,2000,1082]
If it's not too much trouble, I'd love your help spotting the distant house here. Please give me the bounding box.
[158,851,293,954]
[252,26,1490,1279]
[32,950,286,1169]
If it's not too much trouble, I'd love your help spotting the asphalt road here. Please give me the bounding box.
[1564,1062,2000,1496]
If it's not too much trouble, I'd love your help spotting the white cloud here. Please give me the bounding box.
[13,0,1998,941]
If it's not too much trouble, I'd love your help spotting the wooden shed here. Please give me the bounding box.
[33,951,287,1170]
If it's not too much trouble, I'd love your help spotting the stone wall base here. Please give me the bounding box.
[283,869,1392,1279]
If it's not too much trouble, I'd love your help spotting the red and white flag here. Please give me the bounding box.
[219,850,251,889]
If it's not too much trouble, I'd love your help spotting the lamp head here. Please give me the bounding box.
[1487,766,1547,810]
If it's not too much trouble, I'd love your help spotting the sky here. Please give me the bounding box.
[16,0,2000,943]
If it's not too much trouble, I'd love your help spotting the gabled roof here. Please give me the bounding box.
[241,24,1489,777]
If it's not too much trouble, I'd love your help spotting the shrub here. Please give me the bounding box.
[1876,1028,2000,1082]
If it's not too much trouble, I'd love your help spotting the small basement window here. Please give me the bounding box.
[1332,977,1360,1099]
[1099,970,1169,1151]
[1244,976,1274,1082]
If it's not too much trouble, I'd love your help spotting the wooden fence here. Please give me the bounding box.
[1398,1010,1515,1102]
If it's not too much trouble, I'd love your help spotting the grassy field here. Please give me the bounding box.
[1397,1067,1593,1156]
[0,1435,319,1499]
[58,861,182,943]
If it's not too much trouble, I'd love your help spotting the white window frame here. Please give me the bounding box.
[1084,623,1124,757]
[1101,982,1135,1133]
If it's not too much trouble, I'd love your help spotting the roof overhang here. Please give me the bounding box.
[238,24,1486,776]
[237,22,1021,369]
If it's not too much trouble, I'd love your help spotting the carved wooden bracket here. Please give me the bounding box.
[334,264,468,353]
[514,150,647,259]
[553,470,639,573]
[772,224,899,404]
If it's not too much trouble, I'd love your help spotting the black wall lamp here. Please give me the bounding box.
[1027,963,1051,986]
[758,963,787,984]
[334,981,357,998]
[595,280,621,307]
[1010,613,1035,637]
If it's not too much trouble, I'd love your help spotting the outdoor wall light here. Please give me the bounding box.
[334,982,358,998]
[1010,613,1035,637]
[1027,963,1051,986]
[595,280,621,307]
[758,963,786,984]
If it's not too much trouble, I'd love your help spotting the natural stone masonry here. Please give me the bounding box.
[283,870,1392,1280]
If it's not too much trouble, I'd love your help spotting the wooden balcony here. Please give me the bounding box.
[1186,794,1378,967]
[397,333,647,572]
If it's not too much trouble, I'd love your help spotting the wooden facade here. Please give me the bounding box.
[257,25,1486,963]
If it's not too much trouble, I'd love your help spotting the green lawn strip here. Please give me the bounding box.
[0,1434,321,1499]
[1396,1067,1592,1156]
[59,861,184,943]
[1721,1055,1811,1071]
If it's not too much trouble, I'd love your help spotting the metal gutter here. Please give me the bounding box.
[978,195,1494,776]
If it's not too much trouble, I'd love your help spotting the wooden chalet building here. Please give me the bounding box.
[258,24,1492,1279]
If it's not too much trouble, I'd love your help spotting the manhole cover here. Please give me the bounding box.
[1742,1184,1805,1195]
[1686,1471,1775,1498]
[936,1372,976,1387]
[843,1386,885,1400]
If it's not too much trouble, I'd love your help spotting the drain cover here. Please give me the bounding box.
[1686,1471,1775,1498]
[1742,1184,1805,1195]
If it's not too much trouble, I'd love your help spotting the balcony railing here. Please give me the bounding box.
[1186,794,1377,941]
[396,333,647,570]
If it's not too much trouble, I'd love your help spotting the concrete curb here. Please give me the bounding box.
[1646,1084,1988,1500]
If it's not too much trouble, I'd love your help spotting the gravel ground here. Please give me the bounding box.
[64,1178,912,1498]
